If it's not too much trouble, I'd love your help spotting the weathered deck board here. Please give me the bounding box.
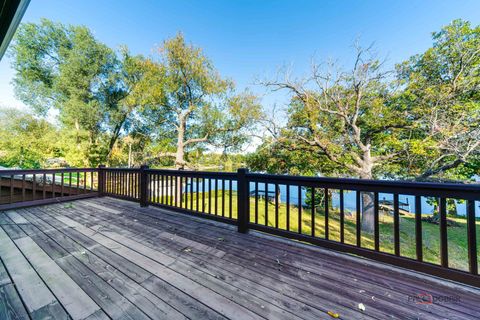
[13,236,103,320]
[1,197,480,320]
[0,226,68,319]
[19,209,229,320]
[31,199,480,319]
[72,199,477,319]
[93,198,480,314]
[0,283,30,320]
[46,202,384,319]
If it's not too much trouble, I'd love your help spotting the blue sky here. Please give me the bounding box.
[1,0,480,114]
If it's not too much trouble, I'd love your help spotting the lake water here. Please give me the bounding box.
[178,178,480,217]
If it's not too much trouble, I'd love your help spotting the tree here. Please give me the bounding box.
[0,108,59,168]
[396,19,480,181]
[9,19,145,166]
[136,34,262,169]
[261,46,409,232]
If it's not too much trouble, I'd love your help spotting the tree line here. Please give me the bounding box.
[2,18,479,184]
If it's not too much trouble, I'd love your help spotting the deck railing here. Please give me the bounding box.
[1,166,479,287]
[0,168,99,209]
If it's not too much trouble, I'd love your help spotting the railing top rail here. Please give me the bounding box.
[246,172,480,200]
[146,168,237,179]
[102,168,140,172]
[0,168,98,175]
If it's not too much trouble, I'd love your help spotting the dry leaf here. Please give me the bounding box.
[358,303,366,311]
[327,310,340,318]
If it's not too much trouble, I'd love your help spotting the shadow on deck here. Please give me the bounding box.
[0,197,479,319]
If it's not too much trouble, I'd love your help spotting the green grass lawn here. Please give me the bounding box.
[155,190,480,273]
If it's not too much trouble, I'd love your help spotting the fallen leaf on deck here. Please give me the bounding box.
[358,303,366,311]
[327,311,340,318]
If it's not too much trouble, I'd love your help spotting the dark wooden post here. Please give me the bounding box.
[467,200,478,275]
[98,165,106,196]
[139,165,149,207]
[237,168,249,233]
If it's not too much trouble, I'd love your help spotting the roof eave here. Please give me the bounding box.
[0,0,30,61]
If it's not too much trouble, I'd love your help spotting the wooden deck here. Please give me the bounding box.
[0,197,479,320]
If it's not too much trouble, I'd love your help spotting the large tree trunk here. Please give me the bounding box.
[174,119,186,204]
[359,150,375,233]
[361,192,375,233]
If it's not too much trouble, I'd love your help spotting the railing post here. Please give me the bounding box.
[139,165,149,207]
[98,165,106,196]
[237,168,249,233]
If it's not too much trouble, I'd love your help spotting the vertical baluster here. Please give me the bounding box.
[124,172,127,197]
[208,179,212,214]
[311,187,315,237]
[154,174,157,202]
[127,172,130,198]
[32,174,36,201]
[151,173,155,202]
[21,174,26,202]
[196,177,199,210]
[125,172,128,197]
[286,184,290,231]
[156,173,160,203]
[202,178,206,213]
[324,188,329,240]
[170,175,174,206]
[221,179,225,216]
[150,173,153,202]
[183,176,186,208]
[160,174,166,204]
[10,174,13,203]
[275,184,279,229]
[42,173,46,199]
[356,191,361,247]
[128,171,132,198]
[190,177,194,210]
[184,177,188,209]
[60,173,64,197]
[439,197,448,267]
[52,173,55,198]
[128,171,131,199]
[166,175,169,205]
[83,171,87,193]
[119,171,122,196]
[76,172,80,195]
[265,183,269,226]
[298,186,302,234]
[121,172,124,196]
[137,172,140,199]
[467,200,478,275]
[215,178,218,215]
[340,189,345,243]
[393,193,400,256]
[229,180,233,219]
[255,181,259,224]
[69,172,72,196]
[374,192,379,251]
[90,171,94,192]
